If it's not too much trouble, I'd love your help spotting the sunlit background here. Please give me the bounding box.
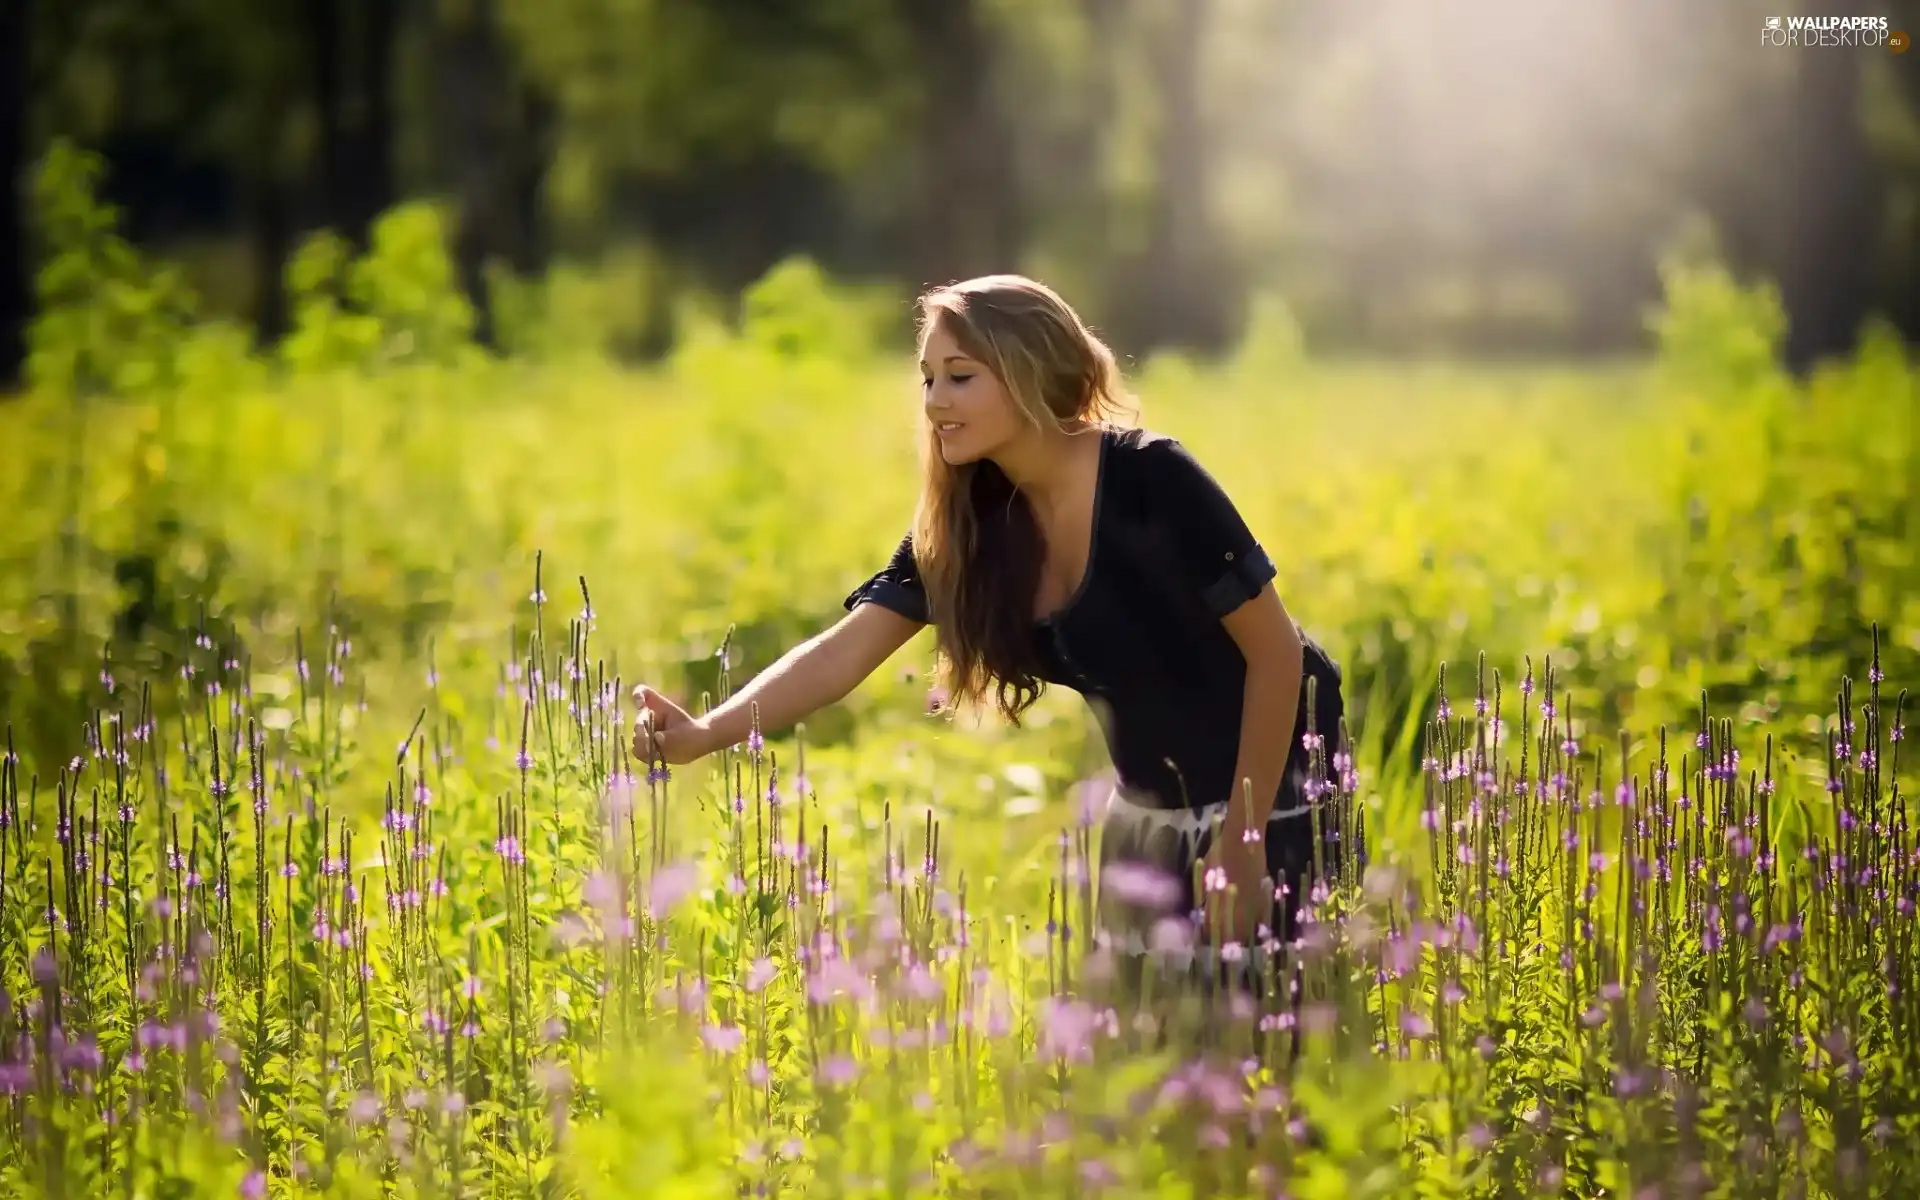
[6,0,1918,377]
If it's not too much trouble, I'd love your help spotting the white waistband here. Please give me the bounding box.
[1104,786,1316,835]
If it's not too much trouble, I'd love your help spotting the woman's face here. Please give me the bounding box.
[919,319,1026,467]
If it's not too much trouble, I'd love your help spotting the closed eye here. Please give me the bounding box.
[949,373,973,385]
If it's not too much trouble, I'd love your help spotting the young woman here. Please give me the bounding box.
[630,274,1350,970]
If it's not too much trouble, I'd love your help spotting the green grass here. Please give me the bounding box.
[2,145,1920,1197]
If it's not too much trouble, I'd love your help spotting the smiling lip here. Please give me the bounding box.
[935,422,963,435]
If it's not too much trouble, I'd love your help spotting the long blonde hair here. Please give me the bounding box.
[911,275,1135,724]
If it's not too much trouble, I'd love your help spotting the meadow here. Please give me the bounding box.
[1,146,1919,1197]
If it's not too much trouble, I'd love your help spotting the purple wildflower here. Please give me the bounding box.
[817,1054,858,1087]
[647,861,699,918]
[1101,861,1183,911]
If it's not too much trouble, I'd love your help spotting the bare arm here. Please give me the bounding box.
[1219,582,1304,828]
[689,603,926,754]
[1203,581,1304,943]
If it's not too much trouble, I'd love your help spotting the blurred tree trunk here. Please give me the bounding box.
[306,0,397,250]
[1780,0,1877,373]
[1109,0,1236,359]
[306,0,345,233]
[437,0,552,350]
[241,2,299,346]
[439,0,507,348]
[1884,0,1920,343]
[0,0,25,388]
[507,87,555,277]
[343,0,398,245]
[899,0,1023,288]
[246,103,294,346]
[1041,0,1122,300]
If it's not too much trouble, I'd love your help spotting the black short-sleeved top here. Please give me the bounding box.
[842,425,1343,813]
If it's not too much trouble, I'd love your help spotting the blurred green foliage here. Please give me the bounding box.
[2,141,1918,853]
[24,0,1920,364]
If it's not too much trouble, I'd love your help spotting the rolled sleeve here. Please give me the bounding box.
[844,532,931,625]
[1200,543,1278,617]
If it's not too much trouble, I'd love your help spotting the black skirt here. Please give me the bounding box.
[1093,669,1360,985]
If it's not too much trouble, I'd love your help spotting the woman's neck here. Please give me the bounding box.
[991,421,1101,509]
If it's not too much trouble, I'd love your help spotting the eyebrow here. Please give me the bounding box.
[920,355,974,367]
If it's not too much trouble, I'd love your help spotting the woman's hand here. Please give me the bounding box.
[1200,819,1271,948]
[630,685,715,766]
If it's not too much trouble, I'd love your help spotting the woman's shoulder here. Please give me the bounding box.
[1105,423,1181,461]
[1097,426,1194,526]
[1103,424,1199,485]
[1099,425,1247,530]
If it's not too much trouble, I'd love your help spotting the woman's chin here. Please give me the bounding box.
[937,440,982,466]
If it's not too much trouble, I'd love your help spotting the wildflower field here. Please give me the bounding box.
[3,149,1920,1197]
